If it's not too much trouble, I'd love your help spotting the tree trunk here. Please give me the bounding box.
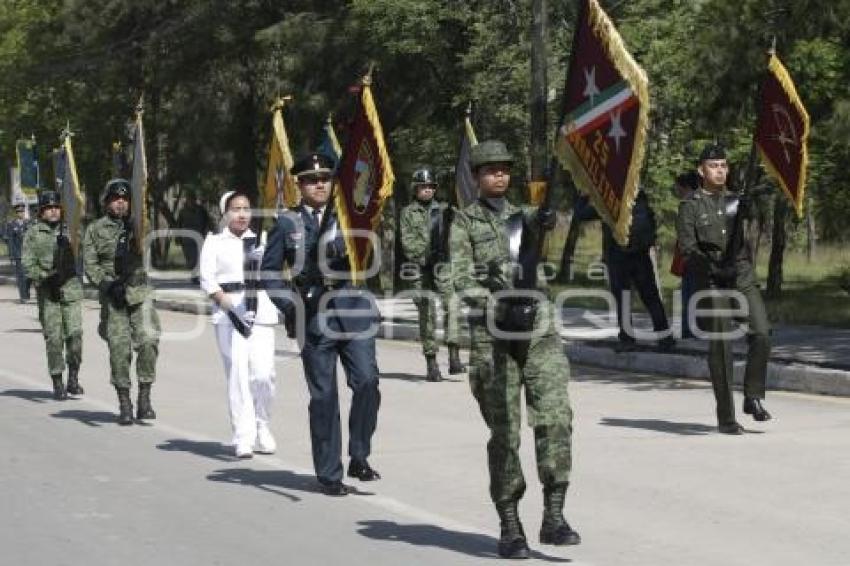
[806,194,816,262]
[766,194,788,299]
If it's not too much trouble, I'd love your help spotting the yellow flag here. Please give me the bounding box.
[262,97,298,212]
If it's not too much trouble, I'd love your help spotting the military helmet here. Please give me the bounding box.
[470,140,514,171]
[103,178,131,203]
[411,167,437,187]
[38,190,61,210]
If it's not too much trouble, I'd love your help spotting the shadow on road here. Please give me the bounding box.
[574,368,706,392]
[0,388,53,403]
[206,468,317,502]
[156,439,235,462]
[50,409,116,427]
[3,328,42,333]
[378,372,426,383]
[599,417,715,435]
[356,520,571,562]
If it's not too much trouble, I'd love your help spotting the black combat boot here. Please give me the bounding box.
[51,374,68,401]
[425,355,443,382]
[116,387,134,425]
[496,502,530,559]
[137,383,156,420]
[448,345,466,374]
[65,366,84,395]
[540,483,581,545]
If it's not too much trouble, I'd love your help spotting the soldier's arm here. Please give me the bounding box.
[82,223,108,287]
[676,200,711,273]
[21,230,45,282]
[260,216,296,315]
[399,207,427,262]
[449,211,489,308]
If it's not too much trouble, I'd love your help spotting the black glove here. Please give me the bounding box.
[56,234,71,249]
[283,306,297,339]
[43,273,62,302]
[102,280,127,308]
[536,208,557,231]
[710,264,737,287]
[484,261,508,292]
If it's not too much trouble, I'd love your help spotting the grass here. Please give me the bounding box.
[547,222,850,328]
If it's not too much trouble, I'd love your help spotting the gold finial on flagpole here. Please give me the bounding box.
[271,94,293,113]
[135,94,144,117]
[768,36,777,57]
[362,62,376,86]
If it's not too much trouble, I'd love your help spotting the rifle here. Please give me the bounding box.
[45,224,77,302]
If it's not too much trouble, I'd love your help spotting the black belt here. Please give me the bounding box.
[219,282,245,293]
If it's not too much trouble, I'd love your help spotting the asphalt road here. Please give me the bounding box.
[1,286,848,566]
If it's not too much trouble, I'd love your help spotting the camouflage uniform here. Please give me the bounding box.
[676,187,770,428]
[399,198,461,356]
[451,198,573,505]
[21,220,83,377]
[83,215,160,388]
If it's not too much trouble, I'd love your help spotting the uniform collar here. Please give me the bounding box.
[223,226,256,240]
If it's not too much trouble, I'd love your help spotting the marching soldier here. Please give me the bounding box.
[3,202,33,303]
[21,191,84,399]
[399,167,466,381]
[450,140,580,559]
[262,152,381,496]
[676,143,772,434]
[83,179,161,425]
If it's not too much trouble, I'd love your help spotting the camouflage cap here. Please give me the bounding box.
[470,140,513,170]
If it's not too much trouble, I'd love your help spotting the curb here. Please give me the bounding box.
[4,277,849,397]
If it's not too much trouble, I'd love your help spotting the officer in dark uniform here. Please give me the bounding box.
[676,144,772,434]
[575,191,674,352]
[3,202,33,302]
[262,152,380,496]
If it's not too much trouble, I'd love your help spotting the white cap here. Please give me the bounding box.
[219,190,236,215]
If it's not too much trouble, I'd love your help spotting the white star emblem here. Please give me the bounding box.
[607,109,627,154]
[583,67,600,106]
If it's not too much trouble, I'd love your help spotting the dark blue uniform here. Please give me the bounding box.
[261,205,380,485]
[3,216,33,301]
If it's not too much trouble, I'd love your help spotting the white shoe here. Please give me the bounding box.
[235,444,254,459]
[255,424,276,454]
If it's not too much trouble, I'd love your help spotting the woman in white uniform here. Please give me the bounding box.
[200,191,278,458]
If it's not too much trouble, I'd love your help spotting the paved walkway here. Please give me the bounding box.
[2,263,849,396]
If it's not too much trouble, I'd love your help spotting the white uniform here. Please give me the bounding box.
[200,227,278,456]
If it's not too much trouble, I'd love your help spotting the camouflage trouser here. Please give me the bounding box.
[467,302,573,505]
[37,291,82,375]
[100,298,161,388]
[411,267,462,357]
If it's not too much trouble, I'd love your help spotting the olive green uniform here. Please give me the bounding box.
[83,215,160,388]
[450,198,572,506]
[399,199,461,356]
[21,221,83,376]
[676,189,770,426]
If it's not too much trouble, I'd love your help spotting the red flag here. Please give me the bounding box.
[334,78,395,282]
[554,0,650,245]
[755,53,810,218]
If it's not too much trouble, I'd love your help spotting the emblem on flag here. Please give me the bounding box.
[555,0,650,245]
[335,74,395,282]
[755,52,810,218]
